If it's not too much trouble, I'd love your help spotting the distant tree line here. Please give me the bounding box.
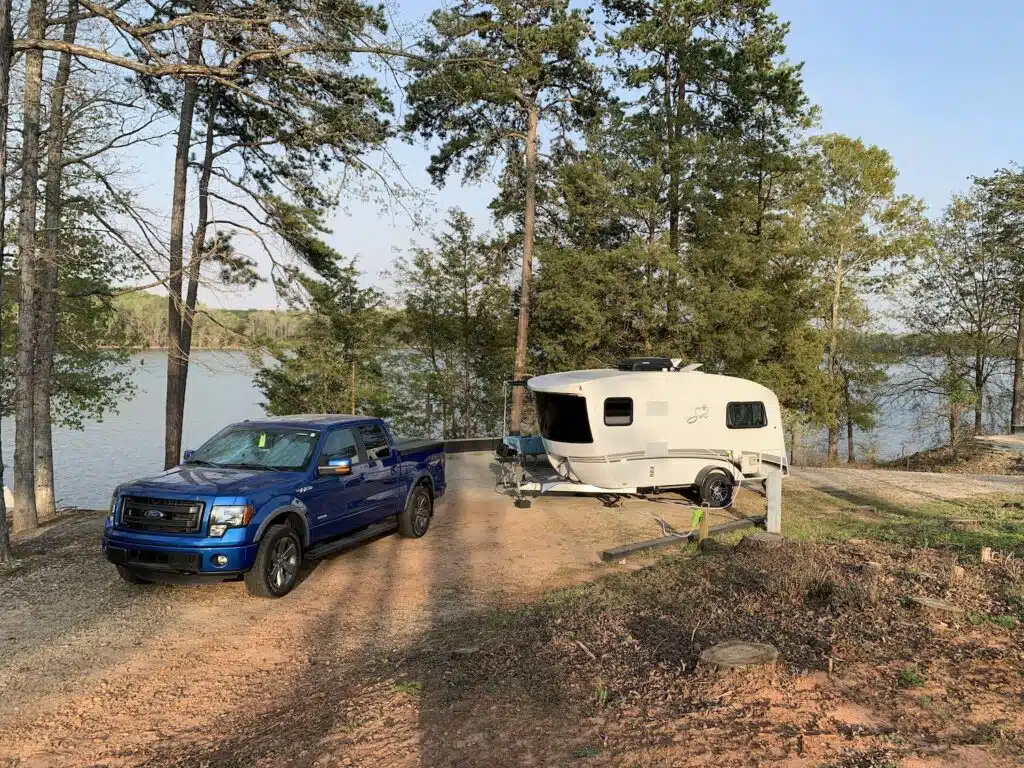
[111,293,304,350]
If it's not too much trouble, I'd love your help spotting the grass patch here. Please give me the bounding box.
[391,680,424,695]
[989,615,1018,630]
[781,486,1024,558]
[897,667,926,689]
[572,746,601,758]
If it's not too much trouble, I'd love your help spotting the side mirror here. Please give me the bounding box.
[317,457,352,476]
[183,449,196,462]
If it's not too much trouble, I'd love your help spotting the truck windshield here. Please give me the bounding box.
[187,426,321,471]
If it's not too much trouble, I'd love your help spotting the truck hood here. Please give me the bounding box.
[120,466,301,498]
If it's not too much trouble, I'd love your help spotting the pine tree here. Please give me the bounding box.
[404,0,599,434]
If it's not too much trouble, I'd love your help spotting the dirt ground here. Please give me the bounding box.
[0,457,1020,767]
[789,466,1024,503]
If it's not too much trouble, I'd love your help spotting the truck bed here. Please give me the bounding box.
[392,438,445,457]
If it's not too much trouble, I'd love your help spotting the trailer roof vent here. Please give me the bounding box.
[616,357,674,372]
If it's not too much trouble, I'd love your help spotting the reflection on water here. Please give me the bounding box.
[2,350,266,509]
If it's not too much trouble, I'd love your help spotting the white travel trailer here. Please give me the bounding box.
[525,359,787,507]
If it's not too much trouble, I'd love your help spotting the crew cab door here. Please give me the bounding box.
[352,422,404,523]
[307,426,364,537]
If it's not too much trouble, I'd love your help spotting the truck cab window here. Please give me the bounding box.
[726,401,767,429]
[357,423,391,461]
[320,428,360,464]
[604,397,633,426]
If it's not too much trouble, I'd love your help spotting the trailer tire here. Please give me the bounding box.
[699,469,734,508]
[399,483,432,538]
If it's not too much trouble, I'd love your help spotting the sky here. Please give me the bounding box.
[135,0,1024,309]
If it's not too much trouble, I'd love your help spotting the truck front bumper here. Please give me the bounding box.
[103,532,259,583]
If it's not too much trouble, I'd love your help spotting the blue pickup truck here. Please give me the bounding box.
[102,415,445,598]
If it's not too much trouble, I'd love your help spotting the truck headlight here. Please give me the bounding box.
[208,504,254,537]
[107,491,119,524]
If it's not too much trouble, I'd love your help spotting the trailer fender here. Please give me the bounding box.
[693,462,742,488]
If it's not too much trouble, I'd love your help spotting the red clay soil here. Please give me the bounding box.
[0,478,1021,767]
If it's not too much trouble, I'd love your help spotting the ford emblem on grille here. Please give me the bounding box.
[144,509,165,520]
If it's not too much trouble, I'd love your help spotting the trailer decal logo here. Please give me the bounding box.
[687,405,710,424]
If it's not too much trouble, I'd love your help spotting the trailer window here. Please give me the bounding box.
[727,401,767,429]
[604,397,633,426]
[535,391,593,444]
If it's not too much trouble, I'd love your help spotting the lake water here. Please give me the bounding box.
[1,352,1007,509]
[1,350,267,510]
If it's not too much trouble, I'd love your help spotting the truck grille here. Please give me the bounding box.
[120,496,204,533]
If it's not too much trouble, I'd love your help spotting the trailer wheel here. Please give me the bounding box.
[699,469,733,508]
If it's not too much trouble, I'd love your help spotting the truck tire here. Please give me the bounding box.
[699,469,734,508]
[116,565,151,585]
[245,523,302,598]
[399,484,432,538]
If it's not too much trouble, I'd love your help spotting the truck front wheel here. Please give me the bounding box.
[399,484,432,538]
[245,524,302,598]
[116,565,151,585]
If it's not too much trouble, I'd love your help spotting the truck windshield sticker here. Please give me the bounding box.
[258,433,267,448]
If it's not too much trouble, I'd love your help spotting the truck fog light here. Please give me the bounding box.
[212,554,228,567]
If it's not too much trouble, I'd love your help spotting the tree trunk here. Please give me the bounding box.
[949,400,961,449]
[164,29,204,469]
[175,86,218,434]
[509,103,538,436]
[974,353,984,434]
[1013,302,1024,433]
[789,419,802,467]
[826,424,839,464]
[826,260,844,464]
[33,0,78,522]
[0,0,15,562]
[844,375,855,463]
[12,0,47,533]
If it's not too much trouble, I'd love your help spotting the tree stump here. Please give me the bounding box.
[699,538,728,555]
[738,532,784,551]
[863,561,883,604]
[908,596,964,616]
[949,565,966,585]
[700,641,779,670]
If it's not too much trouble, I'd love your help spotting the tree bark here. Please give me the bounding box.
[974,352,984,434]
[1013,302,1024,433]
[12,0,47,533]
[789,419,802,467]
[826,424,839,464]
[509,103,538,436]
[843,374,855,463]
[33,0,78,522]
[164,27,204,470]
[175,85,218,434]
[826,258,844,463]
[0,0,14,561]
